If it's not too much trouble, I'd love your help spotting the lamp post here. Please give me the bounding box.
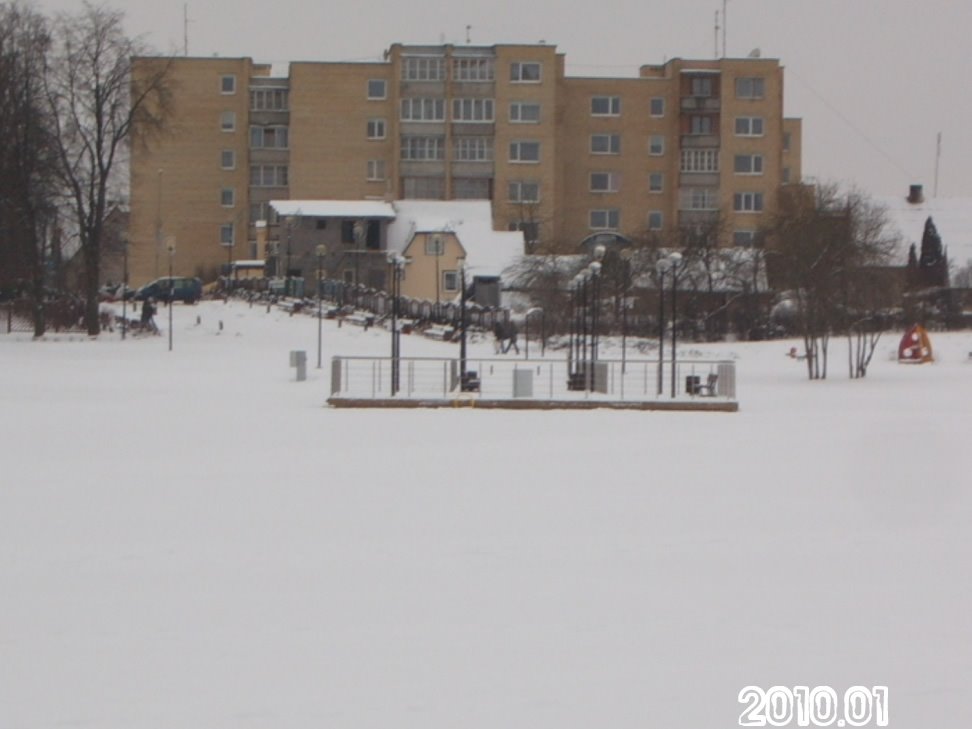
[388,253,406,395]
[589,244,606,378]
[121,233,129,340]
[459,259,468,385]
[655,255,670,397]
[166,238,175,352]
[285,217,294,297]
[668,251,683,398]
[619,249,632,375]
[432,235,442,321]
[316,244,326,369]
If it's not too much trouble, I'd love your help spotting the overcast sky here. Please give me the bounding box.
[39,0,972,199]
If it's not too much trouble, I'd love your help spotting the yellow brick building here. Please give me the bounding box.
[129,43,801,285]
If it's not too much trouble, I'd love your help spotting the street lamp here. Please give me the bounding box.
[121,232,129,340]
[668,251,683,398]
[589,244,606,375]
[316,244,326,369]
[387,252,407,395]
[166,238,176,352]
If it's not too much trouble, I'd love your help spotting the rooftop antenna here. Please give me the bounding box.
[466,25,471,44]
[934,132,942,197]
[722,0,728,57]
[183,3,189,56]
[714,10,720,58]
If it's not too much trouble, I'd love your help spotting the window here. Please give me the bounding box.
[454,137,493,161]
[650,97,665,117]
[509,221,540,246]
[510,101,540,123]
[442,270,459,292]
[733,230,757,246]
[589,209,620,230]
[400,97,446,122]
[403,56,445,81]
[401,136,445,160]
[367,160,386,181]
[734,154,764,175]
[367,79,387,100]
[783,131,792,151]
[220,223,234,245]
[591,96,621,116]
[425,236,445,255]
[590,134,620,154]
[649,172,663,193]
[681,148,720,173]
[649,135,665,156]
[690,115,714,135]
[509,140,540,163]
[735,116,764,136]
[250,88,288,111]
[220,111,236,132]
[690,76,714,97]
[249,125,289,149]
[367,118,386,140]
[735,77,765,99]
[221,75,236,94]
[249,202,278,225]
[647,211,663,231]
[220,149,236,170]
[452,98,494,122]
[680,188,719,210]
[508,180,540,203]
[220,188,235,207]
[453,57,494,81]
[402,176,445,199]
[249,165,288,187]
[734,191,764,212]
[589,172,620,193]
[454,178,491,199]
[510,61,541,82]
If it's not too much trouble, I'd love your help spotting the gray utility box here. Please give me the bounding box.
[513,368,534,398]
[290,350,307,381]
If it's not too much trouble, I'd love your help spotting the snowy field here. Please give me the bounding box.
[2,300,971,728]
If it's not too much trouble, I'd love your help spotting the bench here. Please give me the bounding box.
[696,372,719,396]
[424,325,455,341]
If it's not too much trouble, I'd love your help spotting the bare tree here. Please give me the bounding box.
[764,183,898,380]
[44,3,172,334]
[0,2,57,335]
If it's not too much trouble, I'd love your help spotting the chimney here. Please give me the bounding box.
[907,184,924,204]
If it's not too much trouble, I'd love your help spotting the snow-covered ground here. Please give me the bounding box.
[2,301,970,728]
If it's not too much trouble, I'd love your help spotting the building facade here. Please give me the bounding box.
[129,43,801,285]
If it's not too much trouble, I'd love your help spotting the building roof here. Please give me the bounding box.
[270,200,396,219]
[877,195,972,268]
[386,200,525,278]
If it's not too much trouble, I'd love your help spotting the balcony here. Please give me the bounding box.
[681,134,720,148]
[680,96,721,112]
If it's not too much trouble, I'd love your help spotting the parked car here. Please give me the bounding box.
[98,283,137,302]
[134,277,203,304]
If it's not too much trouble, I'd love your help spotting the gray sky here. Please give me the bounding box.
[40,0,972,198]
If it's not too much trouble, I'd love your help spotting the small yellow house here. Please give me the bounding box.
[399,231,464,303]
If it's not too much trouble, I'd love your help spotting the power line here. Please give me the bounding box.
[788,66,916,181]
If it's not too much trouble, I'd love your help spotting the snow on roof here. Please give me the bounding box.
[877,195,972,268]
[386,200,525,278]
[270,200,396,219]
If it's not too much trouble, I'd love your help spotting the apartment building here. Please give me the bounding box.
[128,43,801,285]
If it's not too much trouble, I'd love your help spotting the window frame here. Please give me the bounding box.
[589,171,620,193]
[367,118,387,140]
[589,209,620,230]
[733,191,765,213]
[400,97,446,122]
[220,149,236,170]
[735,77,766,100]
[367,79,387,100]
[509,140,541,163]
[648,172,664,193]
[366,159,386,181]
[590,133,621,155]
[509,101,541,123]
[647,211,664,231]
[452,98,495,123]
[735,116,765,137]
[220,187,235,208]
[649,97,665,117]
[590,95,621,116]
[733,154,764,175]
[510,61,542,83]
[649,135,665,156]
[508,180,540,203]
[402,56,445,81]
[220,111,236,133]
[220,75,236,95]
